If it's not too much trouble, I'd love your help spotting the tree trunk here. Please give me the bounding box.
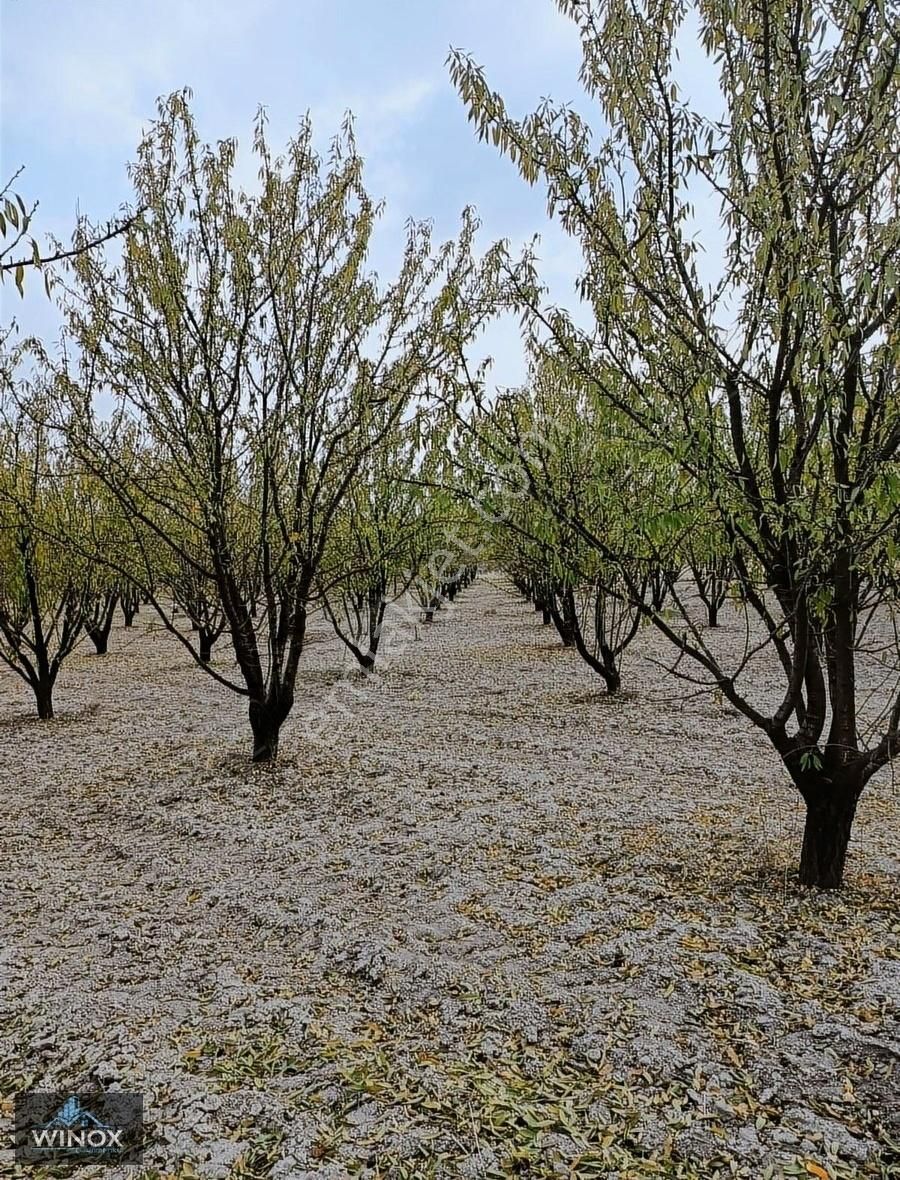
[549,596,575,646]
[798,789,858,889]
[541,607,551,625]
[87,593,118,654]
[121,592,139,627]
[361,602,386,670]
[199,631,214,663]
[87,627,110,656]
[707,602,719,628]
[33,679,54,720]
[249,697,291,763]
[566,590,621,694]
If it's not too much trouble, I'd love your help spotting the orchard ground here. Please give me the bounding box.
[1,577,898,1179]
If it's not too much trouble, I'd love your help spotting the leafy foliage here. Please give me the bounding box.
[449,0,900,887]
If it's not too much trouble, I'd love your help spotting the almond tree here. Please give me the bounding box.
[60,94,510,760]
[120,586,141,628]
[166,552,228,664]
[450,354,671,692]
[0,363,87,718]
[321,416,437,671]
[83,586,119,655]
[1,168,142,296]
[451,0,900,886]
[64,464,148,654]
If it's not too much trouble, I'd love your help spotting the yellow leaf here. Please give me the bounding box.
[805,1162,830,1180]
[681,934,714,951]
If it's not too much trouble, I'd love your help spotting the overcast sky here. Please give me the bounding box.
[0,0,604,386]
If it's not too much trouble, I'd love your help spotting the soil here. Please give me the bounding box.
[1,578,898,1179]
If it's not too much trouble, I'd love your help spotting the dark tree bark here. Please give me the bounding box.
[423,590,442,623]
[798,783,859,889]
[198,628,217,663]
[549,590,576,646]
[249,695,293,762]
[121,589,140,628]
[33,678,55,721]
[566,585,635,694]
[646,567,674,613]
[170,562,227,667]
[87,629,109,656]
[0,541,83,721]
[326,591,387,672]
[85,591,118,655]
[689,558,731,629]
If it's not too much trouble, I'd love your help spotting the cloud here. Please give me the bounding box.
[1,0,592,388]
[370,77,442,124]
[307,74,441,153]
[1,0,280,150]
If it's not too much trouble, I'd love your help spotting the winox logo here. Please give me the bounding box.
[31,1094,125,1152]
[14,1089,143,1164]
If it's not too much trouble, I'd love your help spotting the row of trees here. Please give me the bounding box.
[459,354,731,694]
[55,100,507,761]
[0,98,500,758]
[2,0,898,889]
[0,364,480,732]
[442,0,900,889]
